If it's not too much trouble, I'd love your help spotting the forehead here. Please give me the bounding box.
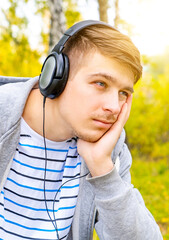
[76,51,135,87]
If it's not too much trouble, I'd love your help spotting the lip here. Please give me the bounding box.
[93,119,113,128]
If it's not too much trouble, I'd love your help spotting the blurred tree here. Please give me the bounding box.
[47,0,83,51]
[0,0,42,76]
[48,0,66,52]
[0,0,83,76]
[97,0,109,22]
[114,0,120,27]
[111,0,133,35]
[96,0,133,35]
[34,0,50,55]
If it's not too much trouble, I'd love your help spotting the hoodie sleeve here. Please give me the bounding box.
[87,137,163,240]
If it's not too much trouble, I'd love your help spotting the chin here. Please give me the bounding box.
[75,130,105,143]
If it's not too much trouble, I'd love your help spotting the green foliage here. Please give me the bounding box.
[35,0,49,16]
[1,0,28,42]
[63,0,83,28]
[142,49,169,77]
[0,0,43,76]
[126,52,169,159]
[131,158,169,239]
[0,35,41,77]
[0,0,83,77]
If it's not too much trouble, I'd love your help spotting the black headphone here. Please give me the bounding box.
[39,20,114,99]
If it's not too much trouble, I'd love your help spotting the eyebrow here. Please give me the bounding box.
[88,72,134,93]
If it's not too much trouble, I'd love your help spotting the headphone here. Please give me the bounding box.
[39,20,114,99]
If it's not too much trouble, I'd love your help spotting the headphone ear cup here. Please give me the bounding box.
[50,53,69,98]
[39,52,69,99]
[57,53,69,96]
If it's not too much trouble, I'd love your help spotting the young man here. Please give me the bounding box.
[0,20,162,239]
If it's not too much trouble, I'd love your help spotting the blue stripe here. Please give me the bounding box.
[0,214,71,231]
[69,146,77,149]
[7,178,79,192]
[64,162,81,169]
[13,158,64,172]
[19,142,68,152]
[2,197,76,212]
[61,184,79,189]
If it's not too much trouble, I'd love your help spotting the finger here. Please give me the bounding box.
[102,95,132,143]
[126,94,133,120]
[116,102,128,127]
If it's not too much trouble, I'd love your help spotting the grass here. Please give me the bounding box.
[131,157,169,239]
[93,157,169,239]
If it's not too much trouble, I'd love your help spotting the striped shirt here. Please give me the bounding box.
[0,118,81,240]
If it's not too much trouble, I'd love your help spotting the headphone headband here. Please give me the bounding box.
[52,20,114,53]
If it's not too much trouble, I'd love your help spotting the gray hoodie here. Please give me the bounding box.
[0,76,163,239]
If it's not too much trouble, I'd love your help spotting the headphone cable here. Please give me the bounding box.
[52,170,89,231]
[42,96,89,240]
[43,96,60,239]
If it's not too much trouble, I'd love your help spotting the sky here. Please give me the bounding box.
[0,0,169,57]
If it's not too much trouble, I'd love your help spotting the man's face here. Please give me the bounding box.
[57,51,134,142]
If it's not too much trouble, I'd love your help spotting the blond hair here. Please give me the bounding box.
[63,24,142,82]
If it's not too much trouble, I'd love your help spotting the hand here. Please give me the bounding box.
[77,95,132,177]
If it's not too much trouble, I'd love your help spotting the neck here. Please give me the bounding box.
[22,89,74,142]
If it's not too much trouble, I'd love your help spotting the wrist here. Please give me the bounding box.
[89,157,114,177]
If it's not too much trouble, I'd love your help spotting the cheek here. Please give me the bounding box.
[59,90,86,118]
[59,82,100,117]
[67,88,92,110]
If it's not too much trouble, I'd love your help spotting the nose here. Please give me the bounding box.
[102,92,121,115]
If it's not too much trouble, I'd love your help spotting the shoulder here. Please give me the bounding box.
[0,76,38,113]
[0,76,30,86]
[0,76,39,138]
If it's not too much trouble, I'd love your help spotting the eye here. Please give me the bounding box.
[119,91,129,101]
[95,81,106,87]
